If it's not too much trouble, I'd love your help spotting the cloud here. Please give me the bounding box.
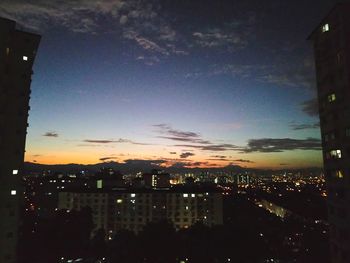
[180,152,195,159]
[0,0,187,60]
[174,143,238,152]
[193,30,247,50]
[154,124,210,144]
[279,163,289,166]
[206,157,255,163]
[169,152,177,155]
[290,122,320,130]
[301,98,319,117]
[153,124,239,152]
[192,15,255,52]
[43,132,59,138]
[100,156,118,162]
[0,0,126,32]
[241,138,321,153]
[211,155,227,159]
[233,159,255,163]
[83,138,150,145]
[123,31,169,56]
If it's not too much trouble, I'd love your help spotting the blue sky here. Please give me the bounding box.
[0,0,337,168]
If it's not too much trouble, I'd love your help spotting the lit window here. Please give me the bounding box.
[22,56,28,61]
[335,170,344,179]
[130,193,136,198]
[322,23,330,33]
[12,170,18,175]
[11,190,16,196]
[6,48,10,55]
[328,93,336,103]
[116,199,123,204]
[329,149,342,159]
[183,193,188,198]
[97,180,103,189]
[191,194,195,197]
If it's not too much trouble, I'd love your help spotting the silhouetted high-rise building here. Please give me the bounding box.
[308,3,350,263]
[0,17,40,263]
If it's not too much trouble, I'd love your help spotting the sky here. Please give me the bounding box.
[0,0,340,169]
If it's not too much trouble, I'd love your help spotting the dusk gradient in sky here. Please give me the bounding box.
[0,0,338,169]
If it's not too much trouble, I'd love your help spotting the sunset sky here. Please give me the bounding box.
[1,0,338,169]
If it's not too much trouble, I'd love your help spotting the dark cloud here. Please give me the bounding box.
[279,163,289,166]
[301,98,319,117]
[211,155,227,159]
[169,152,177,155]
[83,138,150,145]
[290,122,320,130]
[43,132,59,138]
[241,138,321,153]
[207,157,255,163]
[180,152,195,159]
[99,157,118,162]
[175,144,238,152]
[153,124,211,144]
[84,139,117,144]
[154,124,200,138]
[233,159,255,163]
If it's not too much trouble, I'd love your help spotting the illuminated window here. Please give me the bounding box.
[130,193,136,198]
[22,56,28,61]
[191,194,195,197]
[328,93,336,103]
[322,23,330,33]
[12,170,18,175]
[183,193,188,198]
[117,199,123,204]
[97,180,103,189]
[335,170,344,179]
[11,190,17,196]
[6,48,10,55]
[328,149,342,159]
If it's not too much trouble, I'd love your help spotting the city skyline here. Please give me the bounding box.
[0,0,338,169]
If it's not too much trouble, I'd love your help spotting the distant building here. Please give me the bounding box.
[58,188,223,238]
[0,18,40,263]
[142,169,171,188]
[308,3,350,262]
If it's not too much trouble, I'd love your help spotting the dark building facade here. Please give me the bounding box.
[308,4,350,263]
[0,18,40,263]
[58,188,223,238]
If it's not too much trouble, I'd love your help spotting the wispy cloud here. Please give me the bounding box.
[241,138,321,153]
[192,14,256,52]
[123,31,169,56]
[300,98,319,117]
[43,131,59,138]
[100,156,118,162]
[154,124,238,152]
[180,152,195,159]
[233,159,255,163]
[174,144,238,152]
[83,138,150,145]
[0,0,125,33]
[153,124,210,144]
[290,122,320,130]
